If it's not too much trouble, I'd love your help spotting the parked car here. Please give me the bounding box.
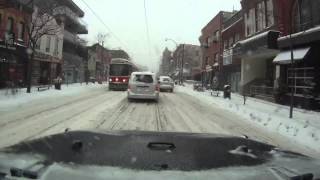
[159,76,174,92]
[127,72,159,102]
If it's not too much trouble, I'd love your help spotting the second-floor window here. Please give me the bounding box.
[54,38,59,55]
[17,22,25,41]
[6,17,14,32]
[46,36,51,52]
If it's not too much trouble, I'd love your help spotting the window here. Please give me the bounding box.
[46,36,51,52]
[224,40,228,50]
[214,53,219,63]
[266,0,274,27]
[36,38,41,50]
[205,57,209,65]
[235,34,240,42]
[257,1,266,31]
[54,38,59,55]
[287,67,314,97]
[133,75,154,83]
[245,9,256,36]
[228,37,234,47]
[17,22,25,40]
[6,17,14,32]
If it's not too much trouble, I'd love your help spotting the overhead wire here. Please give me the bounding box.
[143,0,152,61]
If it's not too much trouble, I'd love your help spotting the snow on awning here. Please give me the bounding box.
[213,62,219,67]
[273,47,310,64]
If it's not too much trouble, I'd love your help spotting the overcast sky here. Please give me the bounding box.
[73,0,241,72]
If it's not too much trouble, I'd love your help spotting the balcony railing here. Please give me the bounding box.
[250,85,275,97]
[63,52,83,67]
[54,6,88,29]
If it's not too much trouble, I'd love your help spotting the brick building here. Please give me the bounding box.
[233,0,280,101]
[0,0,32,88]
[199,11,235,87]
[221,10,245,92]
[87,43,112,82]
[172,44,201,82]
[274,0,320,110]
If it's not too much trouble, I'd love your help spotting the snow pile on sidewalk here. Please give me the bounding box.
[176,85,320,153]
[0,83,107,109]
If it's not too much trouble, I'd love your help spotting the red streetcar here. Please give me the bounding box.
[109,58,138,91]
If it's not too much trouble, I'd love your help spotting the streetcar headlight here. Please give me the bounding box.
[123,79,126,82]
[115,78,119,82]
[109,78,112,82]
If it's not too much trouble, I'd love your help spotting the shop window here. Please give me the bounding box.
[287,67,314,97]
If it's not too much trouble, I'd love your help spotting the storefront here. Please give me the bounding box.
[0,45,27,88]
[275,27,320,110]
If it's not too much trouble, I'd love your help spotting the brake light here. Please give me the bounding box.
[156,84,160,91]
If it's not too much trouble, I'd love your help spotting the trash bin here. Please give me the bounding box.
[55,83,61,90]
[224,85,231,99]
[54,76,62,90]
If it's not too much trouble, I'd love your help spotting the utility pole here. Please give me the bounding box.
[180,44,185,84]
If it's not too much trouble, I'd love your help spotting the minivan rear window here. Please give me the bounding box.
[134,75,154,83]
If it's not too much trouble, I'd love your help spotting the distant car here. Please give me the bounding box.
[159,76,174,92]
[127,72,159,102]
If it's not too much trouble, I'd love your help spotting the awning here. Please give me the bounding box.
[273,47,310,64]
[233,30,280,57]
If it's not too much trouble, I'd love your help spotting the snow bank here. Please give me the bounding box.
[0,83,107,110]
[176,85,320,153]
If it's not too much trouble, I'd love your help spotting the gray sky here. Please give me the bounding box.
[74,0,241,72]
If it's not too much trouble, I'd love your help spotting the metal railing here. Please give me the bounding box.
[54,6,88,28]
[250,85,275,97]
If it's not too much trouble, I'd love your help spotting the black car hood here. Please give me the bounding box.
[0,130,319,180]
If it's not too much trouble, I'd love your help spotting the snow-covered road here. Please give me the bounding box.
[0,85,319,159]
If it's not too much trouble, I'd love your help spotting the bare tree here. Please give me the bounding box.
[96,32,109,47]
[24,0,61,93]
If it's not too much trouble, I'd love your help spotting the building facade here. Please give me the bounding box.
[199,11,235,87]
[31,5,64,85]
[87,43,111,81]
[274,0,320,110]
[221,10,245,92]
[233,0,280,102]
[53,0,88,84]
[172,44,202,81]
[159,47,172,76]
[0,0,31,88]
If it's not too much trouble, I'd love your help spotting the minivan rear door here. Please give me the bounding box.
[130,74,155,94]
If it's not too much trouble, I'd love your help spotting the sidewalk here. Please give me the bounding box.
[177,84,320,153]
[0,83,107,110]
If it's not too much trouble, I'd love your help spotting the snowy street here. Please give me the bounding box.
[0,84,319,159]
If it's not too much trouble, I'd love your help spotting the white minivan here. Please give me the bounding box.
[127,72,159,102]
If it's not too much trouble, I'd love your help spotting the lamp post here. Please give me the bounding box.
[165,38,185,85]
